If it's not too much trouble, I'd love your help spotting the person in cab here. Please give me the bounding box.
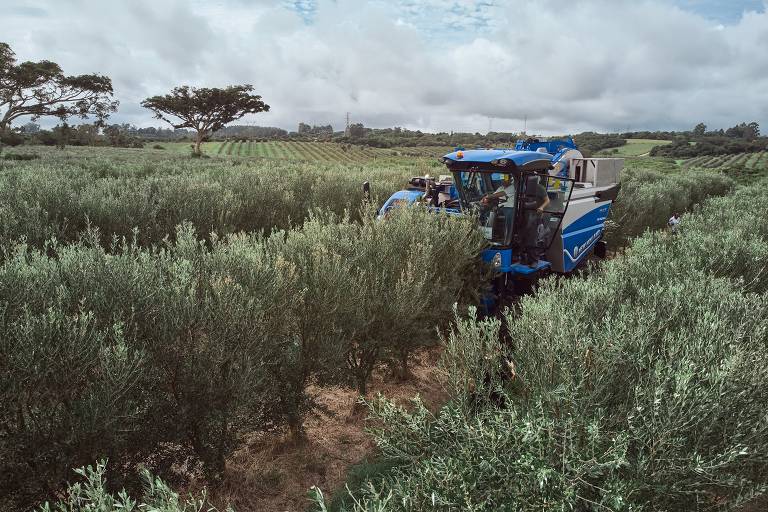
[481,174,516,245]
[522,173,550,264]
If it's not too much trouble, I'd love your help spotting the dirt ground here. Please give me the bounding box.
[197,348,447,512]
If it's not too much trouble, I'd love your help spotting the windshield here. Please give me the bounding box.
[454,170,518,245]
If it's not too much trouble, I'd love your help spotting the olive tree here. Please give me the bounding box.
[36,460,229,512]
[141,85,269,155]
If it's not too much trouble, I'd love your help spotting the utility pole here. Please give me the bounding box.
[524,115,527,135]
[488,116,493,134]
[345,112,351,137]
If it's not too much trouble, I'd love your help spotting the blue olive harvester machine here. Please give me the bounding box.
[375,138,622,305]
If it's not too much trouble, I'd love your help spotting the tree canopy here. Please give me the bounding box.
[0,42,118,132]
[141,85,269,154]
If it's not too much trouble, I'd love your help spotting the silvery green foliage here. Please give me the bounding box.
[0,224,298,504]
[0,205,481,508]
[264,205,483,420]
[335,205,483,394]
[338,182,768,511]
[37,460,230,512]
[0,148,412,248]
[607,168,734,247]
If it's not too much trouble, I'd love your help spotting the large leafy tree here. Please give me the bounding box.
[0,42,118,134]
[141,85,269,155]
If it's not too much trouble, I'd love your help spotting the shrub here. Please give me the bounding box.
[262,206,483,438]
[0,308,145,508]
[3,152,39,160]
[36,460,230,512]
[607,167,734,247]
[0,226,298,502]
[0,129,25,146]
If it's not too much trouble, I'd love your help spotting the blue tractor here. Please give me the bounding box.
[378,137,623,306]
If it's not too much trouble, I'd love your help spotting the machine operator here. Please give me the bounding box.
[522,173,551,264]
[481,174,516,245]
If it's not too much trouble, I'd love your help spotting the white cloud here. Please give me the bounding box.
[1,0,767,133]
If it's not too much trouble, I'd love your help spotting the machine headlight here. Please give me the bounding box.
[492,252,502,268]
[492,158,510,167]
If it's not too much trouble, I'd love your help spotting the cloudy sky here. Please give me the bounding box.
[2,0,767,134]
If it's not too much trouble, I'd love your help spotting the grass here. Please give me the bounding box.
[746,151,765,169]
[624,156,681,172]
[597,138,672,157]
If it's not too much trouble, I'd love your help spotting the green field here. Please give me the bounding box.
[597,138,672,157]
[679,151,768,184]
[151,140,454,163]
[683,151,767,169]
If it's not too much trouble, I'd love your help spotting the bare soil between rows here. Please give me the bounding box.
[180,348,447,512]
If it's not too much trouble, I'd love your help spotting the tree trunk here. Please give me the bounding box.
[194,131,203,155]
[288,414,307,445]
[349,376,368,415]
[396,348,411,381]
[0,126,7,155]
[357,374,367,397]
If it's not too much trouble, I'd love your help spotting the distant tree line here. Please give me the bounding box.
[215,124,288,139]
[0,122,190,148]
[568,132,625,155]
[650,121,765,158]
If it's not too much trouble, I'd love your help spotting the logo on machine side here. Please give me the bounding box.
[570,230,601,260]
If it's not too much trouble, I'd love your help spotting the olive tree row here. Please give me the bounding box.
[328,183,768,511]
[0,206,482,509]
[0,153,411,250]
[606,167,734,247]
